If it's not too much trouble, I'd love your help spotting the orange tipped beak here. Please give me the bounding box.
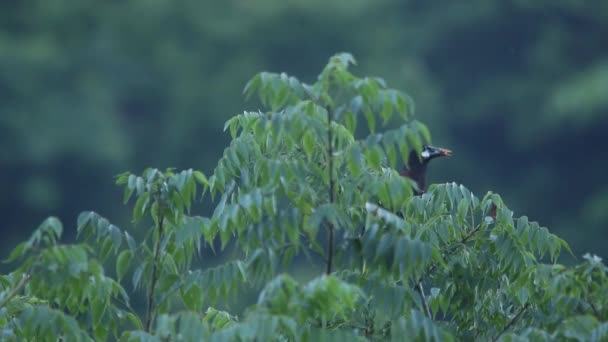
[437,147,452,157]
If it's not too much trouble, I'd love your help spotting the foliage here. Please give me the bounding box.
[1,54,607,341]
[3,1,608,262]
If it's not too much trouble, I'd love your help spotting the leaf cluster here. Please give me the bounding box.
[1,53,606,341]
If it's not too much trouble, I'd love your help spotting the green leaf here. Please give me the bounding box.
[365,146,383,171]
[359,78,379,104]
[126,312,143,330]
[364,108,376,133]
[416,121,432,145]
[344,110,356,134]
[132,262,147,290]
[391,90,410,120]
[332,52,356,67]
[193,170,208,187]
[99,237,113,262]
[348,145,363,177]
[133,192,151,222]
[302,130,315,158]
[123,186,134,204]
[243,74,261,100]
[44,217,63,239]
[135,177,145,195]
[385,142,397,169]
[124,231,137,252]
[76,211,93,234]
[108,224,122,251]
[4,241,27,263]
[407,129,423,157]
[115,172,130,185]
[380,91,393,124]
[116,250,131,281]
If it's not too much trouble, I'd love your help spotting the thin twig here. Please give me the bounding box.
[419,223,483,282]
[326,106,335,275]
[460,223,483,246]
[408,222,484,321]
[492,303,529,342]
[417,281,432,318]
[145,199,166,332]
[0,274,31,309]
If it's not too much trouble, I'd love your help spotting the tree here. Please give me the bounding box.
[1,54,607,341]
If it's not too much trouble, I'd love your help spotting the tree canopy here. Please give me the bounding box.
[2,54,607,341]
[2,1,607,260]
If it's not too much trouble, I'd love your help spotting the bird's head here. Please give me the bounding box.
[419,145,452,162]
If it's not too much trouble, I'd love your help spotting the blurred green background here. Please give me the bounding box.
[2,1,607,263]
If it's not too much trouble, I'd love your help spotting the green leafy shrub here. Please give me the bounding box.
[1,53,607,341]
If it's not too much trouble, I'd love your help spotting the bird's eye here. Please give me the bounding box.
[421,150,431,159]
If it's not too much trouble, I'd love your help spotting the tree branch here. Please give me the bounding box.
[145,199,166,333]
[326,106,335,275]
[492,303,529,342]
[420,222,483,281]
[407,221,485,320]
[416,281,432,318]
[0,273,31,309]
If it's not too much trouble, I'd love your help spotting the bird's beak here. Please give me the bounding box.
[430,146,452,157]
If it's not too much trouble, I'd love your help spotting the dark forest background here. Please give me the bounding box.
[1,1,607,265]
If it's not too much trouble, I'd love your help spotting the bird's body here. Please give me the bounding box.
[359,145,452,269]
[401,145,452,195]
[365,145,451,222]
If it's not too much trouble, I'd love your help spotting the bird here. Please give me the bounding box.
[400,145,452,195]
[357,145,452,273]
[400,146,496,219]
[368,144,452,217]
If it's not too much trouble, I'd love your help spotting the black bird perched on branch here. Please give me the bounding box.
[358,145,452,273]
[401,145,452,195]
